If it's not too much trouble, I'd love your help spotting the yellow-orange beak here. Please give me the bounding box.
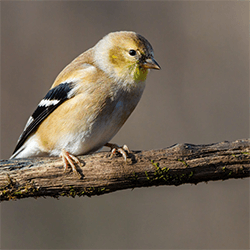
[143,58,161,70]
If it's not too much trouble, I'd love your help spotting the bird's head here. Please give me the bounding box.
[94,31,160,83]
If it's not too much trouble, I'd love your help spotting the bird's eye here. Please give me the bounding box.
[129,49,137,56]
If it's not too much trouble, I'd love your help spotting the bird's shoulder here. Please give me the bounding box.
[51,48,99,88]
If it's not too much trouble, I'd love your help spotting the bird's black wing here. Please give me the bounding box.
[13,82,75,154]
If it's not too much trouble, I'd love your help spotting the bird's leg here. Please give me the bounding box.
[105,143,130,161]
[60,149,81,174]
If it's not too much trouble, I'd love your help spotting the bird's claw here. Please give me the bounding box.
[105,143,130,161]
[60,149,82,176]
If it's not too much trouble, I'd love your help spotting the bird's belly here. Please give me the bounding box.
[53,97,139,156]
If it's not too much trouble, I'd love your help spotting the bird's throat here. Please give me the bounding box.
[133,65,148,82]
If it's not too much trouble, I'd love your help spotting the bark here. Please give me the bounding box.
[0,139,249,202]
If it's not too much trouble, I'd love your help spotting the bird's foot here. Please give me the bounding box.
[105,143,130,161]
[60,149,82,177]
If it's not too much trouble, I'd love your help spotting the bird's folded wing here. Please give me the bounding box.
[12,81,76,154]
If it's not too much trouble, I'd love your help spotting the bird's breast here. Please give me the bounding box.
[73,82,145,155]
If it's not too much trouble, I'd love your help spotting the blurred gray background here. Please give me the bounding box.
[1,1,249,249]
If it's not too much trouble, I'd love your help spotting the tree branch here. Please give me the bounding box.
[0,139,249,202]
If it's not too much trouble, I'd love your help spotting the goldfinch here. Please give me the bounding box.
[10,31,161,173]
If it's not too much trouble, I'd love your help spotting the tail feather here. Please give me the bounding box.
[9,146,25,159]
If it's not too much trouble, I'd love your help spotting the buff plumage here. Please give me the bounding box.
[10,31,160,173]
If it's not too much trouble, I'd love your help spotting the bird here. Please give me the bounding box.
[10,31,161,173]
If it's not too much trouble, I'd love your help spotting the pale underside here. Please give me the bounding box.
[15,64,146,158]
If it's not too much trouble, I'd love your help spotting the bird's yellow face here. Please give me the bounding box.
[109,48,148,82]
[95,31,160,83]
[108,34,160,82]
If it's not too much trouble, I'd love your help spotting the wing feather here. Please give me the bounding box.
[12,82,75,154]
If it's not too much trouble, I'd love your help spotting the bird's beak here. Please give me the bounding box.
[143,58,161,70]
